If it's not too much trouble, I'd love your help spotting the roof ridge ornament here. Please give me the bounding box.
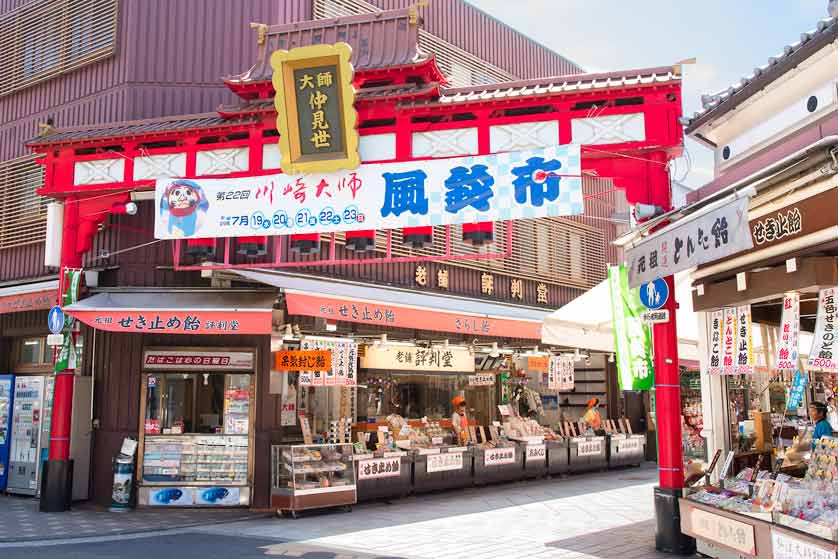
[250,22,268,46]
[408,2,428,26]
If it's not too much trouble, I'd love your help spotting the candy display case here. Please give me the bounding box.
[473,441,523,485]
[354,449,412,502]
[412,446,474,493]
[607,434,646,468]
[546,439,570,476]
[568,436,607,473]
[270,443,356,516]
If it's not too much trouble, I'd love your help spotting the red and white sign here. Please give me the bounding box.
[734,305,753,375]
[68,309,271,335]
[286,292,543,340]
[0,289,54,315]
[484,447,516,466]
[721,307,737,375]
[775,292,800,371]
[358,457,400,480]
[526,444,546,462]
[143,350,254,371]
[808,288,838,373]
[144,419,161,434]
[426,452,464,473]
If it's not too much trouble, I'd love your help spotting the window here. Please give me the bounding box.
[0,155,47,249]
[0,0,119,97]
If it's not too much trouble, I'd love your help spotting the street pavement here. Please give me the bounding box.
[0,464,690,558]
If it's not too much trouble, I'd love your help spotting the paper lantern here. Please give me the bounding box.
[290,233,320,254]
[402,226,433,249]
[462,222,494,245]
[345,230,375,252]
[237,235,267,257]
[185,237,216,259]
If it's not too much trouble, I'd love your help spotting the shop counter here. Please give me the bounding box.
[354,451,413,502]
[473,445,524,485]
[568,436,607,474]
[412,447,474,493]
[679,498,773,559]
[520,442,548,479]
[546,439,570,476]
[606,434,646,468]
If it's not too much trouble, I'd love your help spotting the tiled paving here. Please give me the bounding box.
[0,495,266,542]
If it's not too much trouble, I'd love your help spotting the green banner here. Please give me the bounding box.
[55,269,82,373]
[608,265,654,391]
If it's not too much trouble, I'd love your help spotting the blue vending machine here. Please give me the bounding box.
[0,374,14,491]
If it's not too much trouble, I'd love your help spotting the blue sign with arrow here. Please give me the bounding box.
[639,278,669,310]
[48,305,64,334]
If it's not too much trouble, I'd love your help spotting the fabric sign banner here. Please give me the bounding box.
[299,337,357,387]
[808,287,838,373]
[625,196,753,288]
[775,293,800,371]
[721,307,737,375]
[707,310,723,375]
[154,145,582,239]
[608,265,654,391]
[787,370,807,412]
[547,355,575,390]
[735,305,754,375]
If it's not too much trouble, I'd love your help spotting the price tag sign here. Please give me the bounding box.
[484,447,516,466]
[576,438,603,457]
[427,452,464,473]
[526,444,546,462]
[358,457,401,480]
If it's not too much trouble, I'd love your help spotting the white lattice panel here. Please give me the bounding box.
[262,143,282,170]
[489,121,560,152]
[359,133,396,162]
[73,158,124,185]
[571,113,646,145]
[412,128,478,158]
[133,152,186,181]
[195,147,249,175]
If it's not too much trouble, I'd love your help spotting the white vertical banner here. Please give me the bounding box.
[808,288,838,373]
[721,307,738,375]
[775,293,800,371]
[735,305,754,374]
[562,357,575,390]
[707,310,724,375]
[547,356,559,390]
[299,337,357,387]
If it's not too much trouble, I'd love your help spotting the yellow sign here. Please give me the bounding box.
[270,43,360,175]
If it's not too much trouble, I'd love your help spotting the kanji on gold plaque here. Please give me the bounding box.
[437,269,449,289]
[510,279,523,300]
[415,265,428,287]
[481,273,494,295]
[271,43,360,174]
[537,283,549,304]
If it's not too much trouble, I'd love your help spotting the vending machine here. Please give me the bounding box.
[7,376,46,495]
[0,374,14,491]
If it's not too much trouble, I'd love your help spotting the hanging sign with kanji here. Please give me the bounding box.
[608,265,653,391]
[707,310,723,375]
[548,355,574,390]
[153,144,583,240]
[775,293,800,371]
[734,305,753,374]
[625,196,753,288]
[273,350,331,371]
[708,306,754,375]
[298,337,357,387]
[360,344,474,373]
[808,287,838,372]
[720,307,737,375]
[270,43,360,175]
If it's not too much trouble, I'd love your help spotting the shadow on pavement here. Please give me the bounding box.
[546,519,694,559]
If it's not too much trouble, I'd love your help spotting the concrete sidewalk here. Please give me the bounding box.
[0,495,267,543]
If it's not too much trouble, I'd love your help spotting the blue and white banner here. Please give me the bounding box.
[154,145,582,239]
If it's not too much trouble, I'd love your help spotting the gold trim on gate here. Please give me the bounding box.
[270,43,360,175]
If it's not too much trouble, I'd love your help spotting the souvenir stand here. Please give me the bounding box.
[567,428,608,474]
[605,419,647,468]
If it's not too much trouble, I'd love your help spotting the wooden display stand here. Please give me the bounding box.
[680,498,773,559]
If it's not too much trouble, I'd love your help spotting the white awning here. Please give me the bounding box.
[541,270,700,365]
[0,279,58,297]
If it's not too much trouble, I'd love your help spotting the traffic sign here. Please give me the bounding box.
[48,305,64,334]
[639,278,669,310]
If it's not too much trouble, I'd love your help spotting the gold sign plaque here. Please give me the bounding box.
[270,43,360,175]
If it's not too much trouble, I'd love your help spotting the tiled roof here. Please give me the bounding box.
[428,66,680,106]
[226,8,427,84]
[687,17,838,133]
[27,113,259,147]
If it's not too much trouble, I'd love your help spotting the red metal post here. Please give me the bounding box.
[652,273,684,489]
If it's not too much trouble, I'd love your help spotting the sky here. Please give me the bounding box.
[467,0,832,191]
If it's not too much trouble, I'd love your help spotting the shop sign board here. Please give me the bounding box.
[626,196,753,288]
[270,43,360,175]
[426,452,464,473]
[273,350,331,372]
[0,289,54,315]
[708,306,754,375]
[608,265,654,391]
[154,144,583,240]
[721,307,738,375]
[299,337,357,386]
[70,310,271,335]
[548,355,574,390]
[772,530,833,559]
[358,456,400,480]
[708,310,724,375]
[143,350,254,371]
[618,437,643,452]
[484,447,516,466]
[526,356,549,373]
[360,344,474,373]
[468,373,494,387]
[735,305,754,375]
[775,293,800,371]
[576,438,603,457]
[787,370,807,412]
[525,444,546,462]
[689,508,756,556]
[807,287,838,373]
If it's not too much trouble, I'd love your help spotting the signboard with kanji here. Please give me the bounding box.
[271,43,359,175]
[360,344,474,373]
[273,350,331,371]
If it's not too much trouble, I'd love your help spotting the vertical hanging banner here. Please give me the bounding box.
[787,370,808,411]
[547,356,558,390]
[299,337,358,387]
[707,310,723,375]
[548,356,575,390]
[721,307,737,375]
[608,265,654,391]
[735,305,754,374]
[808,287,838,373]
[55,268,82,373]
[775,293,800,371]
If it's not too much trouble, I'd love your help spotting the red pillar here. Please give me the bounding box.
[48,198,82,462]
[652,274,684,489]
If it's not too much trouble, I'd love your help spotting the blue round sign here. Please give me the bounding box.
[48,305,64,334]
[639,278,669,310]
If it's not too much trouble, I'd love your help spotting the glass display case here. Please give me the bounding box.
[142,435,248,483]
[271,443,356,516]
